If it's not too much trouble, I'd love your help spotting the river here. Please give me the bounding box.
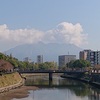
[12,74,100,100]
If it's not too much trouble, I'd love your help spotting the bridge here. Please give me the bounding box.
[19,70,87,81]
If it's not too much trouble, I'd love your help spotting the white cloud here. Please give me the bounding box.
[44,22,88,46]
[0,24,44,44]
[0,22,88,50]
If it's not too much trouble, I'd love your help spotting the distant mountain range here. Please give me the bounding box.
[5,42,82,62]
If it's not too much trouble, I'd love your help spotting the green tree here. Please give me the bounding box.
[33,63,39,70]
[0,53,5,59]
[37,62,58,70]
[67,60,75,68]
[68,60,91,69]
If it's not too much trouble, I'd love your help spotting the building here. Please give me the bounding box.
[79,50,100,66]
[79,51,87,60]
[58,55,76,68]
[89,51,100,66]
[24,57,32,63]
[79,50,91,61]
[37,55,43,64]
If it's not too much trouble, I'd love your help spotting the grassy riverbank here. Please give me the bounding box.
[0,72,22,88]
[0,73,39,100]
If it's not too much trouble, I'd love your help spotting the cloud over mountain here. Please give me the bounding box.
[0,22,88,49]
[44,22,87,46]
[0,24,44,44]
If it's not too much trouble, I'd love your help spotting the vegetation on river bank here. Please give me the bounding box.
[0,52,57,71]
[0,72,22,88]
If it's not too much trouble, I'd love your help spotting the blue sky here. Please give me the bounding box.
[0,0,100,51]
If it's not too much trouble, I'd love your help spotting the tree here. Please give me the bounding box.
[0,54,3,59]
[0,53,5,59]
[37,62,58,70]
[0,52,58,71]
[33,63,39,70]
[67,60,75,68]
[68,60,91,69]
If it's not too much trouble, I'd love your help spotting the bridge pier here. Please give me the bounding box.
[49,72,53,81]
[49,80,52,86]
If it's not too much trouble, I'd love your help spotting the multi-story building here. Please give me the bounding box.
[85,50,91,61]
[79,50,91,61]
[37,55,43,64]
[79,51,88,60]
[58,55,76,68]
[24,57,32,63]
[89,51,100,66]
[79,50,100,66]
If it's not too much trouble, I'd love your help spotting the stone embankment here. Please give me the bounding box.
[0,72,24,93]
[61,74,100,88]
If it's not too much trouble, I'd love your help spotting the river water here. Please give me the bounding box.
[13,74,100,100]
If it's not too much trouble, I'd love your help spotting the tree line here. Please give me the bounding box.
[0,53,57,71]
[61,59,91,71]
[0,52,92,72]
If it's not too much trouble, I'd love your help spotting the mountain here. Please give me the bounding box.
[5,42,82,62]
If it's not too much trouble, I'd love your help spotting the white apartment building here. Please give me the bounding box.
[90,51,100,66]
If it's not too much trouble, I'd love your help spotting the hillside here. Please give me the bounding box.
[5,42,82,62]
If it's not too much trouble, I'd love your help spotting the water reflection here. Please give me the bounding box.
[0,74,94,100]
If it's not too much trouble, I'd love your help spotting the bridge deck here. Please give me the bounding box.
[19,70,87,74]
